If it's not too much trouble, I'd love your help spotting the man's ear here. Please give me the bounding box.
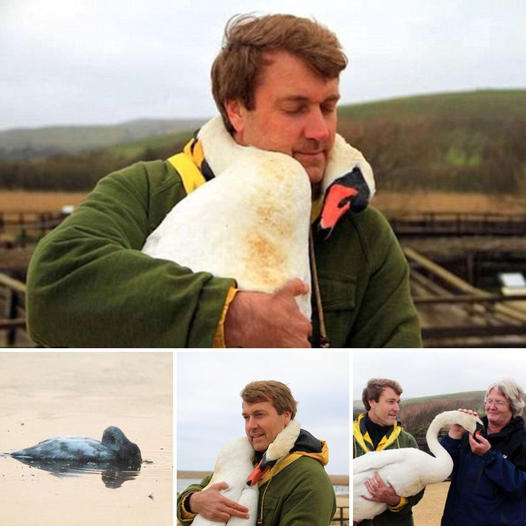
[224,99,246,133]
[283,411,292,426]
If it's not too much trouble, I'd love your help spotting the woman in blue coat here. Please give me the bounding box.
[441,379,526,526]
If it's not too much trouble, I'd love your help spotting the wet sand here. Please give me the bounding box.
[0,352,172,526]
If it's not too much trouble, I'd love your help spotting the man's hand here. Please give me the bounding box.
[449,408,480,439]
[224,278,312,347]
[469,433,491,456]
[361,472,401,507]
[188,482,250,522]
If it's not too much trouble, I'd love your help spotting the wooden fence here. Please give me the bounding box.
[332,505,349,526]
[0,211,65,248]
[0,273,31,346]
[389,212,526,236]
[405,247,526,347]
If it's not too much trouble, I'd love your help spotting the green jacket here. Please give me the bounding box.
[177,456,335,526]
[353,414,425,526]
[27,157,421,347]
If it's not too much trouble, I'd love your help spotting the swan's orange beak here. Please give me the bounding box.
[319,184,358,238]
[474,421,484,436]
[246,458,270,487]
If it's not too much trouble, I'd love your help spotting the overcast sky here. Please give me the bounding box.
[176,350,349,475]
[2,0,525,130]
[353,349,526,403]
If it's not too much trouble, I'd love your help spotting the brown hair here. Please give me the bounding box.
[362,378,403,411]
[211,13,348,132]
[241,380,298,419]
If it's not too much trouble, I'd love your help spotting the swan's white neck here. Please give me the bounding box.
[424,412,456,483]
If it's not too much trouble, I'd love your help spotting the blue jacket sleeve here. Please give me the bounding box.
[440,435,462,464]
[480,450,526,498]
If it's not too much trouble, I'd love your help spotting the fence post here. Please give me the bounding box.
[4,288,18,346]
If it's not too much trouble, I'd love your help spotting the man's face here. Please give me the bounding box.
[226,50,340,187]
[367,387,401,427]
[242,400,291,452]
[485,388,512,430]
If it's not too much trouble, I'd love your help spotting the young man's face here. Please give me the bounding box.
[242,400,291,452]
[226,50,340,189]
[367,387,401,427]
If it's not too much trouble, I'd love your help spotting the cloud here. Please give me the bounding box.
[2,0,525,129]
[177,350,349,472]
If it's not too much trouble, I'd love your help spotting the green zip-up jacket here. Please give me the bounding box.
[26,157,422,347]
[177,437,335,526]
[353,413,425,526]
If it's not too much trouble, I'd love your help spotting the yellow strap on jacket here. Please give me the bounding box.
[353,413,404,453]
[166,138,206,195]
[166,137,233,348]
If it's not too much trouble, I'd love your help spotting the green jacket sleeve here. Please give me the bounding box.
[176,473,213,525]
[26,161,235,347]
[346,208,422,348]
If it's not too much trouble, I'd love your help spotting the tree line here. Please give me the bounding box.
[0,115,524,196]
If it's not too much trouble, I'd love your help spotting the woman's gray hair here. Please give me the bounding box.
[485,379,526,417]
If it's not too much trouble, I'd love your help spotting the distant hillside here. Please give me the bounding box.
[1,89,524,193]
[0,118,206,160]
[339,89,526,196]
[353,390,487,452]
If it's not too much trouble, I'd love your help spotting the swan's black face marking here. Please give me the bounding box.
[319,167,371,239]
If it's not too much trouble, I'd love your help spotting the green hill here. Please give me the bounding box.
[1,89,524,193]
[0,118,205,160]
[353,390,487,452]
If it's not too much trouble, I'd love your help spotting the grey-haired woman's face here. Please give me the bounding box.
[485,388,513,430]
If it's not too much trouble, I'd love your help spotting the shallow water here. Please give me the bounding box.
[0,352,172,526]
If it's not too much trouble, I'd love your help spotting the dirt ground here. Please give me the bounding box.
[1,190,525,214]
[0,190,88,212]
[374,191,525,214]
[412,482,449,526]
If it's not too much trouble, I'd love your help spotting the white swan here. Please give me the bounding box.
[192,437,258,526]
[191,420,301,526]
[353,410,482,522]
[142,116,374,320]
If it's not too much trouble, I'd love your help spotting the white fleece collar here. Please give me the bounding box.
[265,419,301,461]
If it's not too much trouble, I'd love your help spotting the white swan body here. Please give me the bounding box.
[193,436,258,526]
[142,116,374,320]
[353,410,482,522]
[192,420,301,526]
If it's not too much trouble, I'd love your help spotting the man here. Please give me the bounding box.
[353,378,424,525]
[441,379,526,525]
[26,13,421,347]
[177,380,336,525]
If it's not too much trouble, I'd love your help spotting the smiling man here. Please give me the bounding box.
[27,13,421,348]
[353,378,424,526]
[177,380,336,525]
